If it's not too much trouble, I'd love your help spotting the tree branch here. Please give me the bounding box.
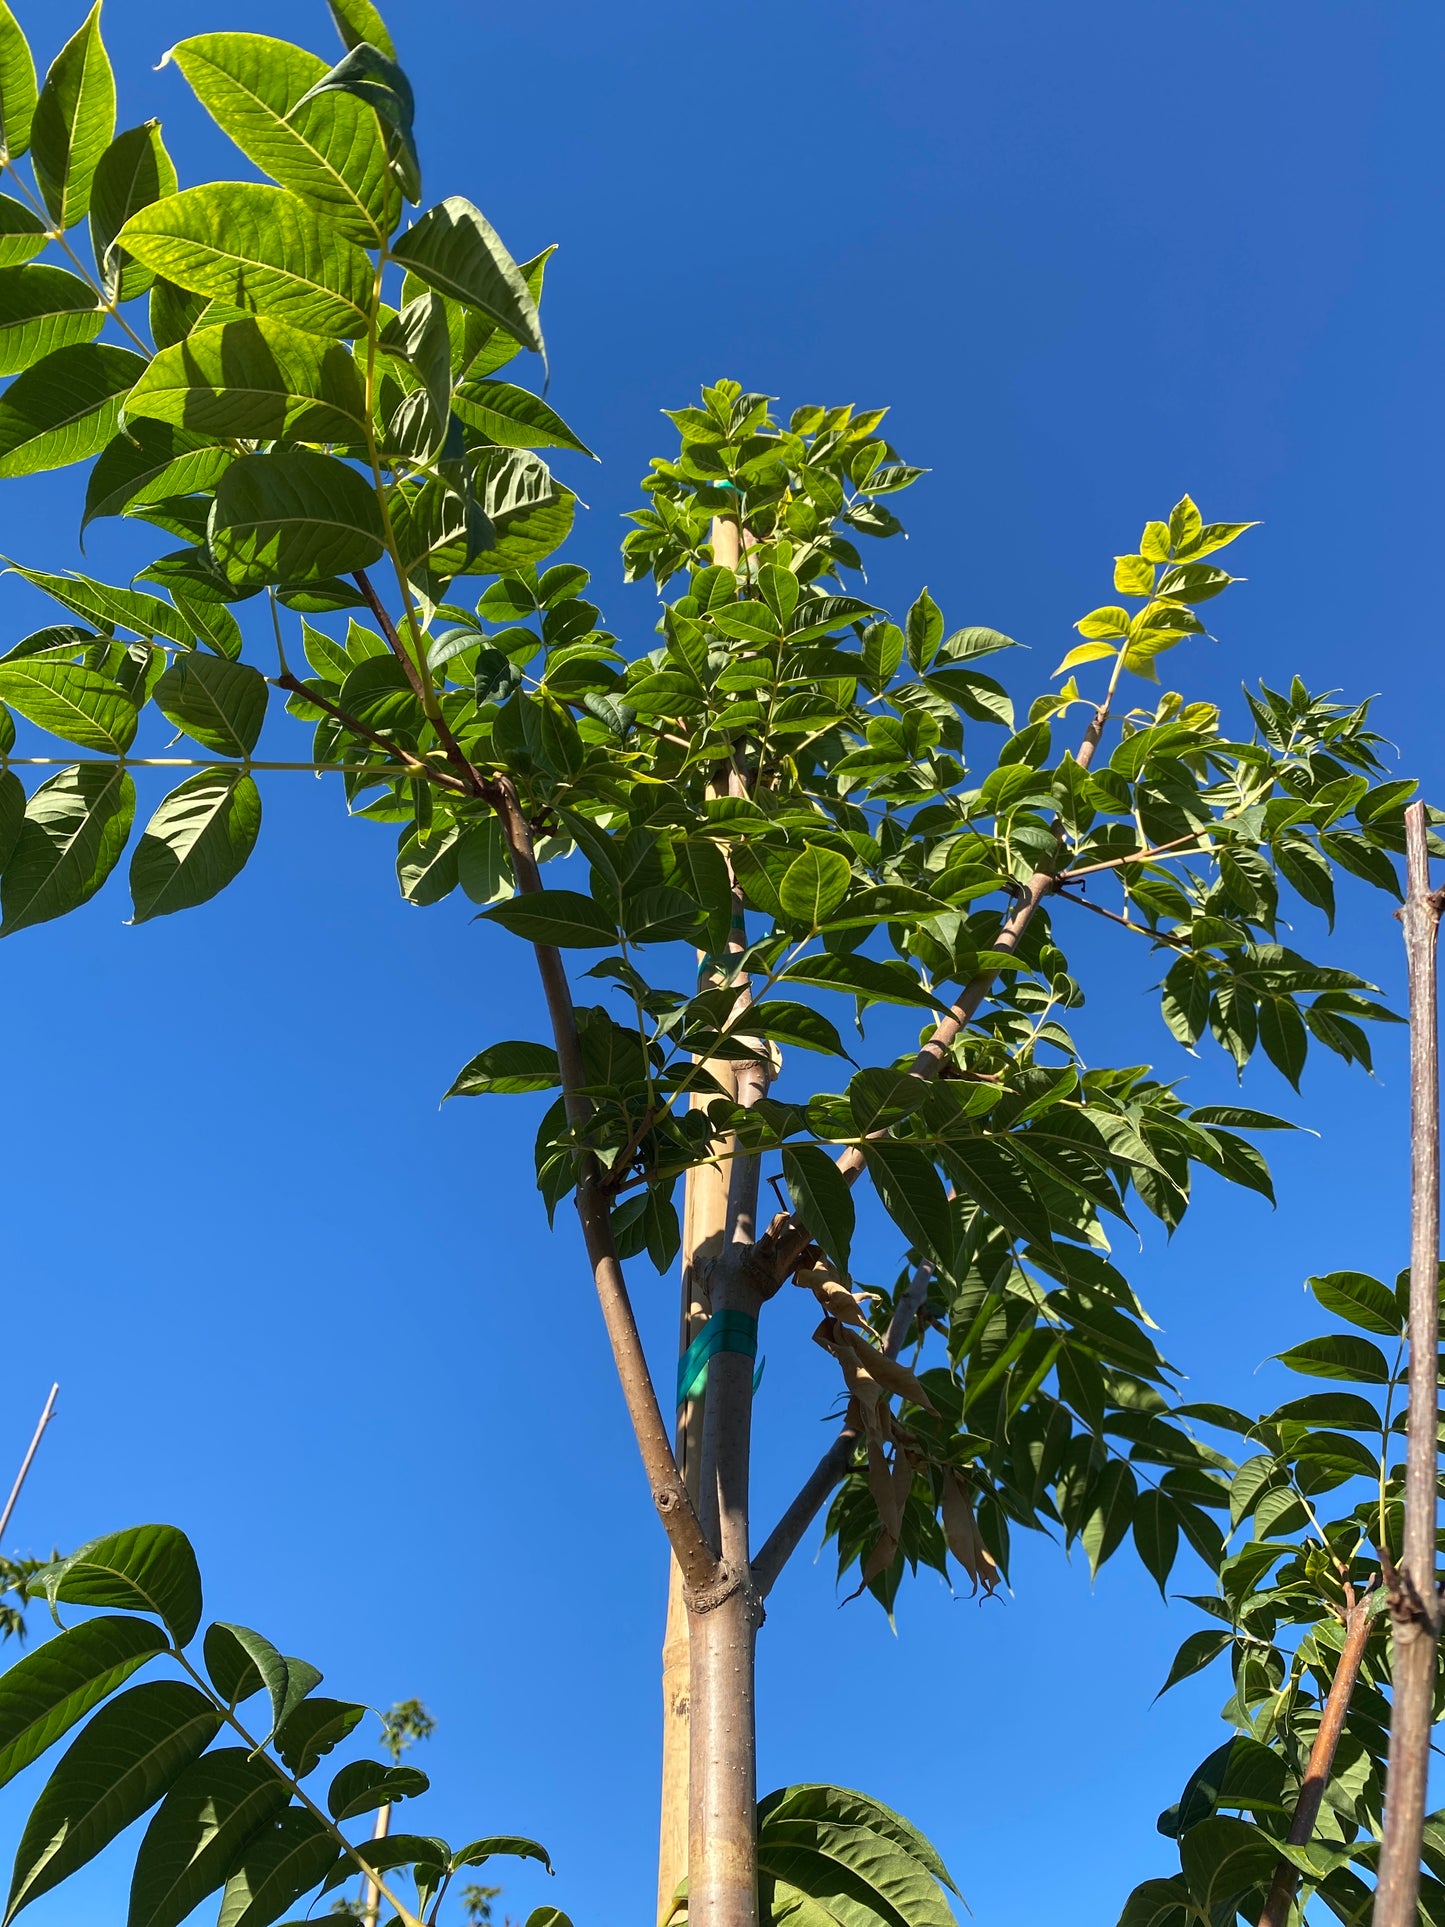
[353,569,489,796]
[272,673,469,793]
[487,776,717,1589]
[1054,824,1225,884]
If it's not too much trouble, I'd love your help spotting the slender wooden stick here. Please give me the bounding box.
[0,1384,58,1545]
[1259,1585,1375,1927]
[1373,800,1443,1927]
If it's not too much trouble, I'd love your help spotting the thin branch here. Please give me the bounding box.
[1372,801,1443,1927]
[0,1384,58,1544]
[1259,1582,1376,1927]
[271,673,469,793]
[353,569,488,796]
[1054,824,1227,884]
[487,777,716,1589]
[1052,886,1190,949]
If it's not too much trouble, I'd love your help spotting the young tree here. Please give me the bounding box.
[0,2,1431,1925]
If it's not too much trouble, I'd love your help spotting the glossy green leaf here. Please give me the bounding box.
[481,889,615,948]
[0,3,36,161]
[5,1682,221,1922]
[325,0,396,59]
[1308,1269,1400,1337]
[5,563,191,644]
[0,657,135,751]
[446,1040,560,1097]
[0,760,133,934]
[0,1616,167,1790]
[466,489,573,574]
[0,341,145,476]
[397,821,458,906]
[128,1748,290,1927]
[1177,1816,1277,1921]
[165,35,393,248]
[0,266,101,376]
[289,42,418,206]
[453,380,593,456]
[125,319,368,446]
[209,449,384,587]
[326,1759,428,1821]
[200,1625,266,1709]
[31,2,114,228]
[32,1526,203,1644]
[1276,1333,1392,1384]
[1130,1489,1179,1599]
[83,422,233,533]
[781,951,944,1012]
[129,769,261,923]
[781,1143,855,1272]
[90,120,178,301]
[391,198,544,361]
[1080,1459,1136,1576]
[743,1000,849,1058]
[118,184,373,339]
[1115,1879,1192,1927]
[1158,1628,1232,1696]
[216,1810,339,1927]
[779,845,851,927]
[153,651,266,755]
[320,1835,450,1894]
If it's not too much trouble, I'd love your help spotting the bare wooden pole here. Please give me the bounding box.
[360,1801,391,1927]
[1373,800,1443,1927]
[1259,1584,1375,1927]
[0,1383,59,1545]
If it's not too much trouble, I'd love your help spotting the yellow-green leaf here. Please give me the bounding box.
[0,340,144,476]
[1053,639,1116,676]
[30,1,115,229]
[124,317,367,445]
[1112,553,1154,597]
[0,2,37,162]
[1073,604,1131,641]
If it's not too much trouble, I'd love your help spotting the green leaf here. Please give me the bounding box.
[288,42,418,207]
[1080,1460,1136,1576]
[128,1749,290,1927]
[129,769,261,923]
[0,658,136,751]
[1275,1333,1392,1384]
[397,822,458,906]
[165,35,393,248]
[0,195,43,266]
[216,1810,340,1927]
[781,1143,855,1271]
[0,1617,167,1791]
[153,653,266,755]
[760,1786,959,1899]
[905,588,943,670]
[1178,1816,1278,1921]
[744,1000,849,1058]
[779,845,852,928]
[119,184,373,338]
[32,1526,203,1644]
[481,889,615,948]
[91,121,177,301]
[200,1625,266,1709]
[209,449,384,587]
[274,1697,364,1778]
[5,563,192,644]
[0,266,101,376]
[449,1839,553,1875]
[1131,1488,1180,1599]
[1308,1269,1400,1337]
[863,1141,953,1264]
[0,761,134,934]
[30,2,114,229]
[320,1836,450,1893]
[325,0,396,61]
[84,422,232,534]
[1158,1628,1232,1696]
[1257,995,1306,1090]
[0,767,24,867]
[0,4,37,161]
[326,1760,428,1822]
[126,319,368,447]
[446,1040,559,1097]
[781,950,944,1012]
[391,198,544,362]
[1116,1880,1192,1927]
[0,341,146,476]
[453,379,593,456]
[5,1681,221,1922]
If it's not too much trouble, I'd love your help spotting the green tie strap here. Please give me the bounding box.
[676,1310,759,1406]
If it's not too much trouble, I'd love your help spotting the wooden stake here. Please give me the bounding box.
[0,1383,59,1545]
[1373,800,1443,1927]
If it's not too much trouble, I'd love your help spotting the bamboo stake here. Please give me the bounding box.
[0,1383,58,1544]
[1373,800,1443,1927]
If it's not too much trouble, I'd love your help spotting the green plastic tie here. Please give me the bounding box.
[676,1310,760,1406]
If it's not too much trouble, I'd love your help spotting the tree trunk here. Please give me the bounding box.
[687,1252,762,1927]
[1373,800,1443,1927]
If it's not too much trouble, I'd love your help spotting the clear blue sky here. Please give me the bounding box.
[3,3,1443,1924]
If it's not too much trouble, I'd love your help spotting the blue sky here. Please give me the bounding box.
[2,2,1443,1925]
